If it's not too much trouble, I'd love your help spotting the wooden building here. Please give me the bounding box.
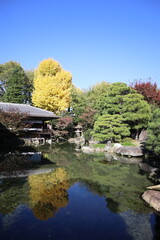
[0,102,59,139]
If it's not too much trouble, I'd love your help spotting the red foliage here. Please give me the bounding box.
[132,80,160,105]
[53,116,74,139]
[56,116,73,130]
[0,107,29,132]
[79,107,97,130]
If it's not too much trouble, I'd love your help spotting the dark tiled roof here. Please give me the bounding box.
[0,102,59,120]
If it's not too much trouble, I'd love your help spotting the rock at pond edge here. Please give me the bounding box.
[142,190,160,212]
[116,146,143,157]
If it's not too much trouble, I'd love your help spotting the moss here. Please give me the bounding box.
[92,143,106,148]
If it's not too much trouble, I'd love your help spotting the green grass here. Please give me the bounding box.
[121,141,136,146]
[92,144,106,148]
[121,137,137,146]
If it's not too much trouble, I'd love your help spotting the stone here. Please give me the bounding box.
[81,146,95,154]
[113,143,122,150]
[74,137,85,145]
[118,156,142,163]
[104,145,112,152]
[95,147,105,152]
[139,163,158,173]
[147,185,160,190]
[104,143,122,153]
[68,138,75,143]
[106,140,112,147]
[116,146,143,157]
[89,139,99,145]
[142,190,160,211]
[20,137,45,146]
[104,152,118,161]
[139,129,148,141]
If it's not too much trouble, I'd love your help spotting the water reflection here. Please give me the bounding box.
[0,143,159,240]
[0,178,29,215]
[28,168,70,220]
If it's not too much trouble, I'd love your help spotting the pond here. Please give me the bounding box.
[0,143,159,240]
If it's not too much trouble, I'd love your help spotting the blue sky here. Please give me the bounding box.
[0,0,160,89]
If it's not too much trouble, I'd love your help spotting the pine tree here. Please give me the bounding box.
[0,61,31,103]
[92,114,130,142]
[5,65,27,103]
[146,107,160,155]
[95,82,151,134]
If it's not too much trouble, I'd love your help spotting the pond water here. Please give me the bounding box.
[0,143,160,240]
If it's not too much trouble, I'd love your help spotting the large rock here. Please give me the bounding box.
[68,138,75,143]
[81,146,95,153]
[68,136,85,144]
[81,146,105,153]
[104,143,122,153]
[113,143,122,151]
[142,190,160,211]
[139,129,147,141]
[116,146,143,157]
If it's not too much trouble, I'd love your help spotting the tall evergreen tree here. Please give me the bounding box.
[24,69,34,104]
[5,65,27,103]
[146,107,160,155]
[0,61,31,103]
[0,61,19,101]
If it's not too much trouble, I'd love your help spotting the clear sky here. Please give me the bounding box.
[0,0,160,89]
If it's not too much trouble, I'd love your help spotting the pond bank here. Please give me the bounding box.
[81,143,144,157]
[69,136,144,157]
[0,168,53,179]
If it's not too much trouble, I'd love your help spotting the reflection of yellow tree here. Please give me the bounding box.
[28,168,70,220]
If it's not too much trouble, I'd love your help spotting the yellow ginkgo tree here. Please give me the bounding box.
[32,58,72,113]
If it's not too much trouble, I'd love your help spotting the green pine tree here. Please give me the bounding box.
[146,107,160,155]
[95,82,151,135]
[5,65,27,103]
[92,114,130,142]
[0,61,32,104]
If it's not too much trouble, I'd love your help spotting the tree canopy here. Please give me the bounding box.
[86,81,110,108]
[95,82,135,115]
[0,107,29,133]
[79,107,97,130]
[132,80,160,105]
[146,107,160,155]
[95,82,151,134]
[71,82,110,123]
[70,85,87,123]
[32,58,72,113]
[0,61,32,103]
[92,114,130,142]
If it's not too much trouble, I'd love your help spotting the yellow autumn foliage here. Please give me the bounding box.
[28,168,70,220]
[32,58,72,113]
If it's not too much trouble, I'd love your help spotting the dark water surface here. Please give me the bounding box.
[0,143,159,240]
